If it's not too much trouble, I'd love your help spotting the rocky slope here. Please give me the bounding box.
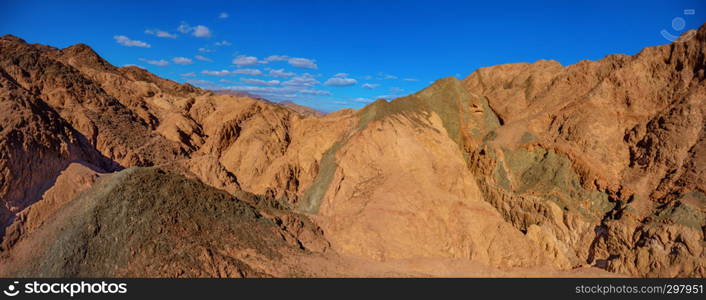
[0,25,704,277]
[0,167,330,277]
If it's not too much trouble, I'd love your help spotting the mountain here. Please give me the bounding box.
[213,90,325,117]
[0,25,704,277]
[278,100,325,117]
[212,89,268,101]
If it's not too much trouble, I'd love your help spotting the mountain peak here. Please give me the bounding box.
[63,43,95,54]
[0,34,27,44]
[59,43,110,67]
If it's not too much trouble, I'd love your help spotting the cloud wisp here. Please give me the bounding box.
[268,68,296,78]
[177,22,212,38]
[233,69,264,76]
[240,78,281,86]
[233,55,262,67]
[201,68,264,76]
[282,73,320,87]
[288,57,318,69]
[324,73,357,86]
[201,69,235,76]
[114,35,151,48]
[263,55,319,69]
[172,57,193,65]
[139,58,169,66]
[144,29,177,39]
[194,55,212,62]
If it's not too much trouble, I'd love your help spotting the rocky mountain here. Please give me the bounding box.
[278,100,325,117]
[0,25,704,277]
[213,90,325,117]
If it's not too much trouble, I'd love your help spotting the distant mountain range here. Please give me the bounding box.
[212,89,324,117]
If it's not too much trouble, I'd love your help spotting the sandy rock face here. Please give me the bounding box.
[0,65,113,239]
[0,167,331,277]
[305,79,551,269]
[461,27,706,276]
[0,163,99,251]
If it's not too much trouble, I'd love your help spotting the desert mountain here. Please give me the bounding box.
[0,25,704,277]
[277,100,325,117]
[213,90,324,117]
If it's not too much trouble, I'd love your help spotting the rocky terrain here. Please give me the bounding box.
[0,24,704,277]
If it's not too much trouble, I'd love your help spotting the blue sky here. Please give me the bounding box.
[1,0,705,112]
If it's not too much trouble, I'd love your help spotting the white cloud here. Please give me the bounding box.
[177,22,192,34]
[192,25,212,38]
[390,87,404,93]
[181,72,197,77]
[268,68,295,78]
[200,69,263,76]
[233,55,261,67]
[144,29,177,39]
[177,22,212,38]
[218,12,229,19]
[324,74,357,87]
[265,55,289,62]
[201,69,233,76]
[403,78,419,82]
[300,89,331,96]
[376,72,397,80]
[198,47,213,53]
[363,75,373,80]
[288,57,318,69]
[225,86,288,92]
[240,78,281,86]
[282,73,320,87]
[194,55,212,62]
[187,79,219,89]
[325,78,357,86]
[362,83,380,89]
[138,58,168,66]
[262,55,318,69]
[114,35,151,48]
[215,40,231,46]
[352,97,373,103]
[377,94,403,100]
[233,68,263,76]
[172,57,193,65]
